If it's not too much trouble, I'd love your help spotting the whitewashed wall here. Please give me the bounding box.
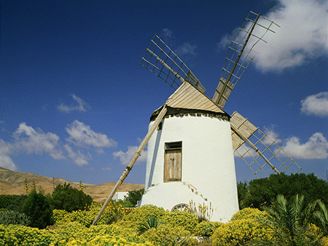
[141,114,239,222]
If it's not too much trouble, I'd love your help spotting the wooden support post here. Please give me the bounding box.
[92,105,168,225]
[231,125,281,174]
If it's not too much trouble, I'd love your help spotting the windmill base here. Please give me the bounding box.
[141,181,237,222]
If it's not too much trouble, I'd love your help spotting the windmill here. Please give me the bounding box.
[92,11,299,224]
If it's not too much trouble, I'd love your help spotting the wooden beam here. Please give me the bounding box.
[92,105,168,225]
[231,125,281,174]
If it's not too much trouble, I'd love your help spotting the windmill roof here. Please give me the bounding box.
[166,82,224,113]
[150,82,228,121]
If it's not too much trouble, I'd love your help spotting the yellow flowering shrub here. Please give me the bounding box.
[53,202,125,227]
[141,224,197,246]
[231,207,268,221]
[211,208,274,246]
[0,224,52,246]
[48,222,88,244]
[321,236,328,246]
[212,218,275,245]
[122,205,166,223]
[160,210,198,233]
[193,221,222,237]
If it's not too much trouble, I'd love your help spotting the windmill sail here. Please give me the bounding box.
[230,111,301,176]
[142,34,205,93]
[213,11,279,109]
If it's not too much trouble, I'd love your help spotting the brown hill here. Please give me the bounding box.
[0,167,143,202]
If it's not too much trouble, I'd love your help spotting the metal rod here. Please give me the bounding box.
[92,105,168,225]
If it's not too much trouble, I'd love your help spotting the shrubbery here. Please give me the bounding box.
[211,208,274,245]
[194,220,222,237]
[53,202,125,227]
[22,190,53,229]
[0,209,30,226]
[238,173,328,209]
[52,183,93,212]
[1,173,327,245]
[123,189,144,207]
[0,195,27,212]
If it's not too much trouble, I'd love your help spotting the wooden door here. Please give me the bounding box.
[164,149,182,182]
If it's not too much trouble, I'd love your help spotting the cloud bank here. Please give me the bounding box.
[0,120,116,170]
[220,0,328,71]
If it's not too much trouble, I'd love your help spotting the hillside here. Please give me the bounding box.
[0,167,143,202]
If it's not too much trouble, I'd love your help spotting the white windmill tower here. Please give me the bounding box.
[92,11,300,225]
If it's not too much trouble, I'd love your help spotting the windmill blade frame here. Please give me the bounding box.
[231,111,301,176]
[142,34,206,93]
[212,11,279,109]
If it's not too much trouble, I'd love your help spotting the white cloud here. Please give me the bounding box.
[14,123,63,160]
[220,0,328,71]
[0,140,16,170]
[66,120,116,149]
[64,144,89,166]
[113,145,147,165]
[281,132,328,159]
[263,129,282,145]
[57,94,89,113]
[176,43,197,56]
[301,92,328,117]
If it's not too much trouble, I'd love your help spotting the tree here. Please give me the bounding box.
[52,183,92,212]
[239,173,328,209]
[22,190,53,228]
[123,189,144,207]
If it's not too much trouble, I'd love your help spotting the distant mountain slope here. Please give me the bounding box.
[0,167,143,202]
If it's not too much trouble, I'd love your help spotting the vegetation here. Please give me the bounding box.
[123,188,144,207]
[0,173,327,245]
[0,209,30,226]
[22,190,53,229]
[52,183,93,212]
[238,173,328,209]
[0,195,27,212]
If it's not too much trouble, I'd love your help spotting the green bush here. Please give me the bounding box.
[52,183,92,212]
[0,195,27,212]
[0,209,30,226]
[239,173,328,209]
[123,189,144,207]
[22,190,53,229]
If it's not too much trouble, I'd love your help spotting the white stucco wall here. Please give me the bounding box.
[141,114,239,222]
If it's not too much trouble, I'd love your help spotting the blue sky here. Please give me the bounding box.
[0,0,327,184]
